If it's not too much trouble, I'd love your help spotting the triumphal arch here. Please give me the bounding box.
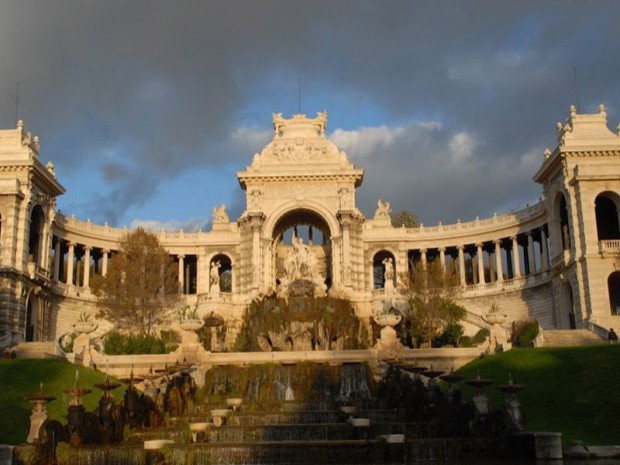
[1,107,620,349]
[236,112,365,300]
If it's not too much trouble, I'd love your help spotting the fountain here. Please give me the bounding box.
[20,291,558,464]
[497,373,527,432]
[24,383,56,444]
[62,371,92,446]
[93,375,123,444]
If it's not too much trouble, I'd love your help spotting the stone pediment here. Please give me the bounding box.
[242,113,357,172]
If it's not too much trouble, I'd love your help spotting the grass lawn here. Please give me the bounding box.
[456,344,620,445]
[0,359,123,445]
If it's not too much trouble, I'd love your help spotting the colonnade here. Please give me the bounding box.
[49,236,200,294]
[374,225,550,290]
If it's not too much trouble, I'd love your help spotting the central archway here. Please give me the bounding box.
[270,208,333,289]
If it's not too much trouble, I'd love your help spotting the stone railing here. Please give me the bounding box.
[599,240,620,253]
[27,261,49,280]
[55,212,212,244]
[587,321,611,340]
[198,291,234,305]
[371,272,550,302]
[400,200,546,236]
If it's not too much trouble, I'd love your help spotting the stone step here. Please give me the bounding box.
[540,330,605,347]
[11,341,60,359]
[65,438,464,464]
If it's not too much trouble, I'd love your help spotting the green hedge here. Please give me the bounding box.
[103,331,167,354]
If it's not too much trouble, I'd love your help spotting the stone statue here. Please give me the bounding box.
[210,261,221,290]
[273,113,285,135]
[314,111,328,135]
[213,204,229,222]
[374,199,391,218]
[278,236,326,299]
[382,257,394,288]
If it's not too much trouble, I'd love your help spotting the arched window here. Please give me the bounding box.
[28,206,45,266]
[595,193,620,241]
[608,272,620,316]
[272,209,332,288]
[210,254,233,292]
[373,251,395,289]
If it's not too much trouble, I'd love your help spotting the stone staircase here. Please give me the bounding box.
[539,329,606,347]
[11,341,60,359]
[68,401,463,465]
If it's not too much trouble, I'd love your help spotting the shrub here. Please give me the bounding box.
[103,331,167,355]
[433,322,464,347]
[512,319,539,347]
[458,328,490,348]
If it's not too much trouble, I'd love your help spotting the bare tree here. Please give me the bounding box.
[91,228,180,335]
[399,259,465,347]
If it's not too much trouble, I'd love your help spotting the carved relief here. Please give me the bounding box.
[271,140,329,163]
[338,187,354,210]
[248,189,262,210]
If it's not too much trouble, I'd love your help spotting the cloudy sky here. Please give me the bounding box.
[1,1,618,230]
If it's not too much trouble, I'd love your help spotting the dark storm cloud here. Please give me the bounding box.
[1,0,618,225]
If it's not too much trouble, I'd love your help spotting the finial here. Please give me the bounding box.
[569,105,577,116]
[599,104,606,115]
[17,119,24,129]
[543,148,551,159]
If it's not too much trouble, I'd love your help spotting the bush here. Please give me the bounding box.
[512,319,539,347]
[458,328,490,348]
[103,331,167,355]
[433,322,464,347]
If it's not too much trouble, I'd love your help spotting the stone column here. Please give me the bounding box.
[458,245,466,286]
[420,248,427,270]
[476,243,485,285]
[527,231,536,275]
[339,214,352,285]
[471,251,478,284]
[66,242,75,285]
[541,228,549,271]
[83,246,91,288]
[102,249,109,277]
[178,254,185,292]
[511,236,521,278]
[494,240,504,283]
[53,240,61,281]
[439,247,446,270]
[332,237,342,285]
[249,214,264,290]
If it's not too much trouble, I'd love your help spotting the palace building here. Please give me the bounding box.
[1,106,619,348]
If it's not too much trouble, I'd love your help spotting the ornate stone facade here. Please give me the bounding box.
[1,108,619,347]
